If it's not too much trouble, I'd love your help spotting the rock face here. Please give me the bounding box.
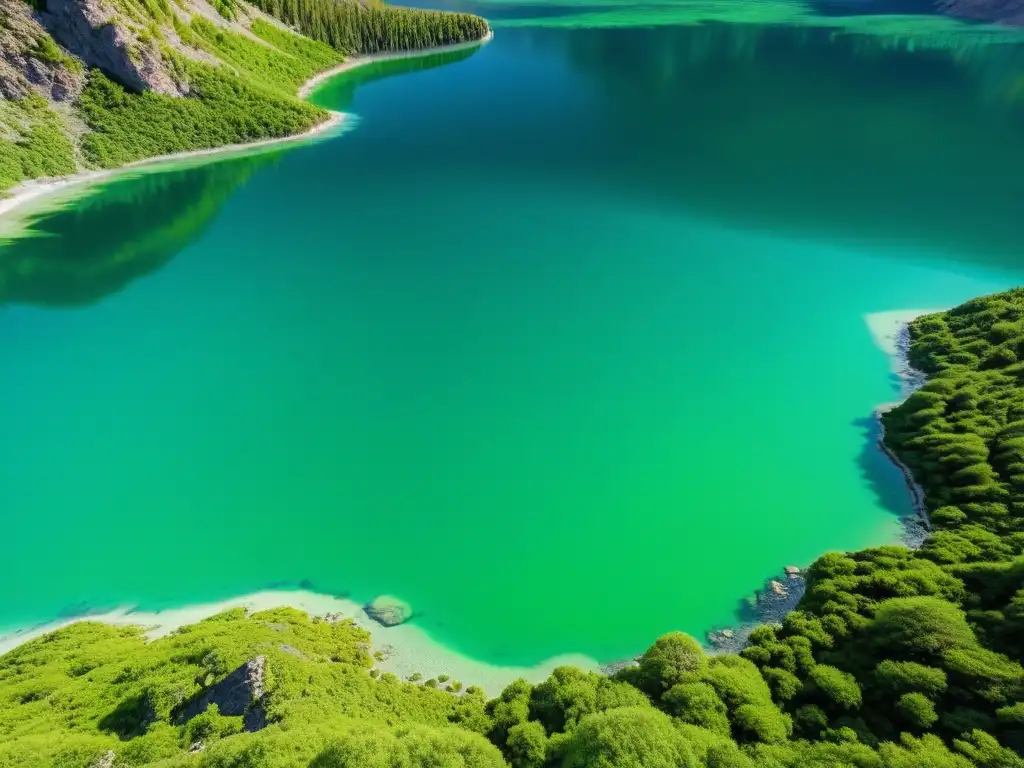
[177,656,268,732]
[364,595,412,627]
[41,0,189,96]
[0,1,84,102]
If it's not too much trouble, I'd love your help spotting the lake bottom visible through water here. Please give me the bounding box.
[1,18,1023,671]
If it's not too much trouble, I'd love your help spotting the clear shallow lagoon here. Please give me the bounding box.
[2,14,1024,667]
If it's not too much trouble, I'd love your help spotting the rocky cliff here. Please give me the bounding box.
[0,1,84,102]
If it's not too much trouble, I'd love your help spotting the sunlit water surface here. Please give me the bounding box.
[2,13,1023,666]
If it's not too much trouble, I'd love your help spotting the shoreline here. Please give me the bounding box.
[298,30,494,99]
[0,31,493,224]
[704,309,942,654]
[865,308,943,547]
[0,308,949,677]
[0,588,595,696]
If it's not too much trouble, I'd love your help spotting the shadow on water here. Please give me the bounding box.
[306,44,482,110]
[852,414,918,522]
[0,153,281,308]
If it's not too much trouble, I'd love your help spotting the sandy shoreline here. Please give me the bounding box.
[0,31,493,224]
[0,589,595,696]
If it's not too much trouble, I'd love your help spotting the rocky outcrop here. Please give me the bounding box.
[706,567,806,654]
[364,595,412,627]
[40,0,189,96]
[176,656,268,732]
[88,751,115,768]
[0,1,84,102]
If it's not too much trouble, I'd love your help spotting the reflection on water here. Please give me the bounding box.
[538,22,1024,266]
[307,45,481,110]
[0,45,483,310]
[0,156,276,307]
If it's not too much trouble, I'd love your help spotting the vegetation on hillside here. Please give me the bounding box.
[0,0,489,193]
[250,0,490,56]
[0,94,76,191]
[3,289,1023,766]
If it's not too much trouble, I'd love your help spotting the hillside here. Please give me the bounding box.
[0,0,489,193]
[2,289,1024,764]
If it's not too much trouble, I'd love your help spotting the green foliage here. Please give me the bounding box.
[897,693,940,729]
[663,681,731,734]
[77,63,327,169]
[0,609,490,767]
[505,720,546,768]
[807,665,863,710]
[186,16,341,94]
[560,707,697,768]
[635,631,707,696]
[0,95,77,191]
[874,660,948,698]
[250,0,489,57]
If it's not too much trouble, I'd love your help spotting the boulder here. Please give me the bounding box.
[0,1,84,102]
[364,595,412,627]
[784,565,801,578]
[41,0,189,95]
[176,656,267,731]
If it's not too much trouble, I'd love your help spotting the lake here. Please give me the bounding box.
[2,5,1023,667]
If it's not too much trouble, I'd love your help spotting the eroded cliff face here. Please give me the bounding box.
[40,0,190,95]
[0,1,84,102]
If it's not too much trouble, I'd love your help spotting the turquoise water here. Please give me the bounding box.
[2,17,1024,666]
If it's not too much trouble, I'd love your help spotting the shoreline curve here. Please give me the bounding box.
[0,588,595,697]
[0,31,493,224]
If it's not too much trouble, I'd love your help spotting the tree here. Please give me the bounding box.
[896,693,939,729]
[662,682,730,735]
[868,597,977,662]
[807,665,862,711]
[874,661,947,698]
[505,721,546,768]
[561,707,697,768]
[636,632,707,697]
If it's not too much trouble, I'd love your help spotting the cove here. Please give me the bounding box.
[2,18,1024,669]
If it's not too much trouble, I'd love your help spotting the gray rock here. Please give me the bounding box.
[88,751,115,768]
[599,657,640,676]
[278,643,306,658]
[177,656,267,729]
[41,0,188,96]
[364,595,412,627]
[0,1,84,102]
[784,565,801,577]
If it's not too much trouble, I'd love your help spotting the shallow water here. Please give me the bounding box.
[2,13,1023,667]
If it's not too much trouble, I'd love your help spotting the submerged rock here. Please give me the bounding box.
[364,595,413,627]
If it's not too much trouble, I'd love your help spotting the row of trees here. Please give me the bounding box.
[249,0,490,56]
